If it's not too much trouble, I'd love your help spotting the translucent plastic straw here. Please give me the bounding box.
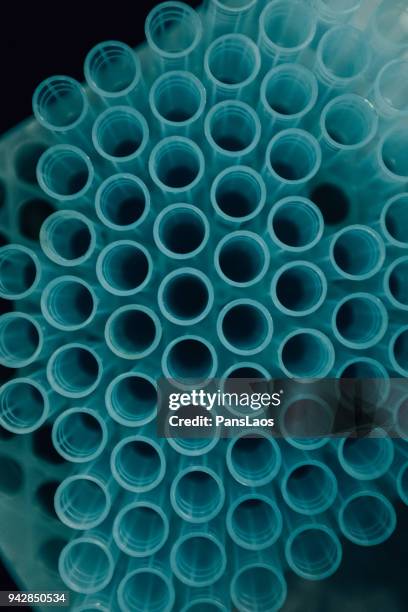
[368,1,408,64]
[332,293,388,350]
[37,145,95,203]
[0,312,43,368]
[376,126,408,189]
[267,196,324,252]
[161,335,218,385]
[314,0,361,27]
[0,244,41,300]
[55,473,112,530]
[117,567,175,612]
[285,524,342,580]
[96,240,152,297]
[105,305,161,360]
[0,378,49,434]
[110,435,166,493]
[270,261,327,317]
[47,343,103,399]
[170,531,226,587]
[106,372,157,428]
[338,491,396,546]
[211,166,266,225]
[95,174,150,232]
[113,500,169,557]
[171,466,225,523]
[217,299,273,356]
[153,203,209,260]
[207,0,258,37]
[231,563,287,612]
[282,460,337,515]
[278,329,335,378]
[383,256,408,311]
[337,357,390,407]
[215,231,269,287]
[373,59,408,120]
[380,193,408,248]
[337,430,394,481]
[158,268,214,325]
[226,432,281,486]
[59,536,114,594]
[52,407,108,463]
[226,493,282,550]
[41,276,98,331]
[281,394,333,450]
[328,225,385,281]
[40,211,97,267]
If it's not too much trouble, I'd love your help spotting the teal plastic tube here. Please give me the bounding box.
[40,211,97,267]
[113,500,169,557]
[37,144,95,203]
[0,378,49,434]
[281,394,332,450]
[149,70,206,136]
[259,63,318,134]
[389,325,408,377]
[395,394,408,441]
[105,305,161,360]
[217,299,273,356]
[281,460,337,515]
[170,531,226,587]
[314,0,361,27]
[270,261,327,317]
[226,493,282,550]
[0,244,41,300]
[231,563,287,612]
[374,59,408,120]
[337,430,394,481]
[285,524,342,580]
[55,473,112,530]
[397,463,408,505]
[181,598,227,612]
[105,372,157,427]
[207,0,257,37]
[337,357,390,407]
[0,312,43,368]
[145,1,202,70]
[46,343,103,399]
[110,435,166,493]
[384,256,408,311]
[380,193,408,248]
[258,0,316,65]
[267,196,324,252]
[52,408,108,463]
[96,240,152,297]
[332,293,388,350]
[59,536,114,594]
[153,203,210,260]
[226,432,281,486]
[158,268,214,325]
[161,335,218,385]
[328,225,385,281]
[278,329,335,378]
[368,1,408,63]
[117,567,174,612]
[376,126,408,187]
[84,41,142,106]
[204,34,260,102]
[170,466,225,523]
[338,491,396,546]
[95,174,150,232]
[211,166,266,225]
[214,231,269,287]
[41,276,98,331]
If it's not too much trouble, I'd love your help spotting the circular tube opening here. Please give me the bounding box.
[55,475,110,530]
[268,197,323,251]
[227,433,281,486]
[52,408,107,463]
[389,326,408,376]
[267,129,321,184]
[372,3,408,52]
[338,357,390,407]
[381,194,408,247]
[171,534,226,587]
[0,313,42,367]
[171,467,224,523]
[333,294,387,349]
[145,1,202,59]
[339,492,396,546]
[321,94,378,149]
[40,211,95,267]
[162,336,217,384]
[279,329,335,378]
[271,262,327,316]
[84,41,140,98]
[338,432,393,480]
[385,256,408,310]
[106,372,157,427]
[96,174,150,231]
[41,277,96,331]
[33,76,88,132]
[218,299,273,356]
[282,395,333,450]
[150,71,206,126]
[375,59,408,118]
[93,106,148,162]
[105,305,161,359]
[331,225,385,280]
[317,26,369,85]
[59,538,114,594]
[159,268,213,325]
[379,128,408,181]
[261,64,317,120]
[215,232,269,286]
[149,137,204,192]
[118,568,174,612]
[395,395,408,441]
[97,241,151,296]
[227,494,282,550]
[154,203,209,258]
[211,166,266,223]
[37,145,93,200]
[260,0,316,56]
[111,436,165,492]
[231,564,287,612]
[282,461,337,514]
[47,344,102,399]
[205,101,260,156]
[286,525,342,581]
[205,34,260,92]
[167,427,220,456]
[181,600,226,612]
[0,245,40,299]
[113,502,168,557]
[0,379,49,434]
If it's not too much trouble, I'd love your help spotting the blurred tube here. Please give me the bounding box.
[389,325,408,377]
[259,64,318,134]
[52,407,108,463]
[374,59,408,120]
[0,244,41,299]
[314,0,361,26]
[170,532,226,587]
[207,0,257,37]
[395,394,408,441]
[59,536,114,594]
[161,335,218,385]
[204,34,260,102]
[181,599,227,612]
[226,431,281,486]
[380,193,408,248]
[158,268,214,325]
[166,421,220,456]
[337,357,390,407]
[92,106,149,172]
[397,463,408,505]
[170,466,225,523]
[95,174,150,232]
[210,166,266,224]
[204,101,261,164]
[231,563,287,612]
[258,1,316,64]
[113,501,169,557]
[338,430,394,481]
[37,145,94,202]
[332,293,388,350]
[84,41,143,106]
[217,299,273,356]
[267,196,324,252]
[376,127,408,187]
[55,474,111,530]
[47,343,103,399]
[215,231,269,287]
[285,524,342,580]
[149,137,204,198]
[281,394,333,450]
[40,211,97,267]
[368,1,408,63]
[270,261,327,317]
[384,256,408,311]
[105,305,161,360]
[329,225,385,281]
[0,313,42,368]
[338,491,396,546]
[264,129,321,196]
[279,329,335,378]
[41,276,98,331]
[110,435,166,492]
[96,240,152,297]
[0,378,49,434]
[145,1,202,70]
[282,460,337,515]
[118,567,175,612]
[154,203,209,259]
[105,372,157,427]
[149,71,206,136]
[226,493,282,550]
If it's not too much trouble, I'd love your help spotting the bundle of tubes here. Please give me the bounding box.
[1,0,408,609]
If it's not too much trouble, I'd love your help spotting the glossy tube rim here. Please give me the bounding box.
[170,532,226,587]
[320,94,378,151]
[52,407,108,463]
[204,33,261,93]
[40,211,96,267]
[338,429,394,481]
[95,173,150,232]
[215,231,270,287]
[332,293,388,350]
[59,537,114,594]
[0,244,41,299]
[84,40,141,99]
[265,128,321,186]
[92,106,149,164]
[282,459,337,515]
[270,261,327,317]
[204,100,261,158]
[170,465,225,523]
[149,136,205,193]
[54,474,111,530]
[0,378,49,434]
[161,334,218,385]
[158,267,214,325]
[0,312,43,368]
[211,166,266,224]
[46,343,103,399]
[338,491,397,546]
[117,567,175,612]
[96,240,152,297]
[226,492,283,550]
[105,371,157,427]
[113,500,169,557]
[37,144,94,201]
[226,430,281,486]
[153,203,210,260]
[278,328,335,379]
[231,563,287,612]
[145,1,202,60]
[259,0,316,56]
[217,298,273,356]
[32,75,89,133]
[285,524,342,581]
[260,63,318,122]
[267,196,324,252]
[41,275,98,331]
[383,256,408,311]
[329,225,385,281]
[110,435,166,492]
[389,324,408,377]
[149,70,207,128]
[380,193,408,248]
[105,304,162,360]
